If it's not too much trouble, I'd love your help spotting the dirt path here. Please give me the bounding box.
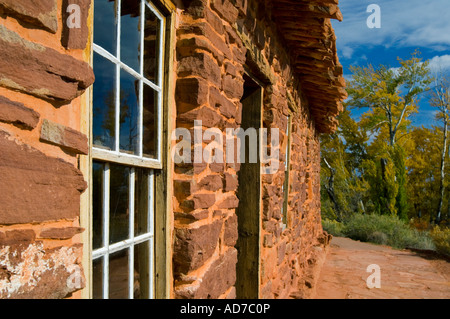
[314,237,450,299]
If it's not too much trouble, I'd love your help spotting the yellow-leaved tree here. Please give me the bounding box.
[346,51,432,219]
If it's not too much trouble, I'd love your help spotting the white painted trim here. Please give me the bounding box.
[128,169,136,298]
[92,147,162,169]
[92,233,154,259]
[102,163,111,299]
[90,0,166,300]
[148,170,155,298]
[93,45,162,93]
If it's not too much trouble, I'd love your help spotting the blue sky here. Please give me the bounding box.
[331,0,450,128]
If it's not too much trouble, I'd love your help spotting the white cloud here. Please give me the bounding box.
[427,55,450,73]
[342,46,354,59]
[333,0,450,55]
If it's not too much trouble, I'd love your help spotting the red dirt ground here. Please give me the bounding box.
[314,237,450,299]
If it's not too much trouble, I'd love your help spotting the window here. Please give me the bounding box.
[281,114,292,226]
[91,0,165,299]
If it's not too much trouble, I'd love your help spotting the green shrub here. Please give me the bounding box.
[346,214,435,250]
[322,214,435,250]
[430,226,450,256]
[321,219,346,237]
[367,231,388,245]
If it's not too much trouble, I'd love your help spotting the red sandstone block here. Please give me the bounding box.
[218,194,239,209]
[40,119,89,155]
[61,0,91,49]
[175,248,237,299]
[222,74,244,100]
[183,0,208,18]
[213,210,224,218]
[176,77,209,108]
[173,219,223,274]
[0,25,94,103]
[232,46,246,64]
[177,36,225,66]
[198,174,223,192]
[210,0,239,25]
[0,130,87,225]
[0,229,35,247]
[0,95,40,130]
[223,173,238,192]
[261,281,274,299]
[177,21,232,60]
[0,0,58,33]
[178,52,222,87]
[192,193,216,209]
[174,210,209,222]
[277,241,287,266]
[224,24,243,47]
[262,206,273,222]
[209,86,237,119]
[39,227,84,240]
[263,234,273,248]
[205,6,225,35]
[178,106,225,128]
[224,214,238,246]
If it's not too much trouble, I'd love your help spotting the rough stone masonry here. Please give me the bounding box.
[0,0,344,299]
[0,0,92,298]
[172,0,343,299]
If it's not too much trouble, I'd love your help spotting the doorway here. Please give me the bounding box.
[235,73,263,299]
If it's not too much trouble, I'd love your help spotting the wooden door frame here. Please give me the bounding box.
[235,70,264,299]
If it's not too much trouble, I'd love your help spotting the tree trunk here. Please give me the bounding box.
[437,118,448,224]
[323,158,342,222]
[380,157,392,215]
[388,113,395,147]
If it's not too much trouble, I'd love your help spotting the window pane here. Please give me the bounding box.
[119,70,140,155]
[143,84,157,158]
[109,249,129,299]
[93,53,116,150]
[134,241,150,299]
[121,0,141,72]
[94,0,117,55]
[135,168,149,236]
[109,164,130,244]
[92,257,104,299]
[93,162,104,250]
[144,5,161,83]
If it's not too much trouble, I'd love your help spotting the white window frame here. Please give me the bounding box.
[91,0,166,299]
[92,0,165,170]
[92,164,155,299]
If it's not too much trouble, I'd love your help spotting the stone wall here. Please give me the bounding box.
[172,0,245,299]
[0,0,341,299]
[0,0,92,298]
[172,0,332,299]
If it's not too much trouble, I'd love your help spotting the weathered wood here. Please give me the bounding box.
[154,7,176,300]
[235,75,262,299]
[268,0,345,133]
